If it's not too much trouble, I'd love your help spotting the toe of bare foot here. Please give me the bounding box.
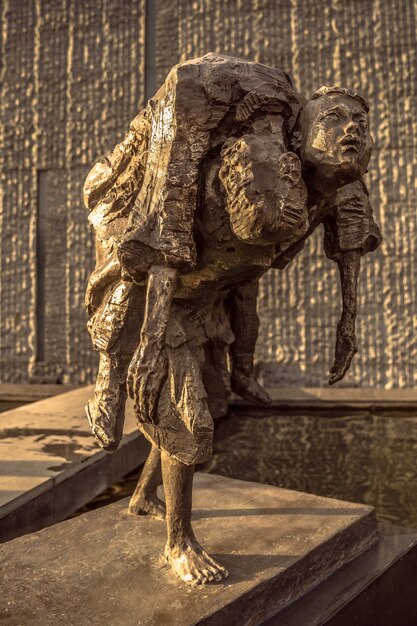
[166,542,229,585]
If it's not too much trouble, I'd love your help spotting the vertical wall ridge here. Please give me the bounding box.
[0,0,146,383]
[0,1,415,387]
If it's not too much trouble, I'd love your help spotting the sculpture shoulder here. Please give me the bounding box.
[155,53,305,121]
[171,52,301,91]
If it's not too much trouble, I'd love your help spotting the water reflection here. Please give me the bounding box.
[205,410,417,529]
[75,410,417,529]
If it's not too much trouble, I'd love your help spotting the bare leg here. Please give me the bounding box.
[161,450,228,585]
[128,446,166,520]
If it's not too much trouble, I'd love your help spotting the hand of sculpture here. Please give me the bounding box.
[329,250,361,385]
[231,369,271,405]
[127,337,168,423]
[127,264,177,423]
[329,321,358,385]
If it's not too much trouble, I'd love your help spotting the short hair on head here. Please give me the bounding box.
[310,86,369,112]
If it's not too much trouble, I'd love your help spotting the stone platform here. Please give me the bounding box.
[0,473,378,626]
[0,386,150,542]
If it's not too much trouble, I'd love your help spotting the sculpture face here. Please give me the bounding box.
[220,135,308,246]
[298,93,373,191]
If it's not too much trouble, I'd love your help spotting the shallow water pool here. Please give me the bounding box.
[76,409,417,529]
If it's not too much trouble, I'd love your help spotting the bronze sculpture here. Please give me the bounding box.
[84,54,381,584]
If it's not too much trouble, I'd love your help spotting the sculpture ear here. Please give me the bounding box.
[278,152,302,185]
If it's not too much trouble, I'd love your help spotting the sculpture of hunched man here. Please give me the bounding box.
[84,53,381,584]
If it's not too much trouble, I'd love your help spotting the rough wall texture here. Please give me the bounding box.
[0,0,145,383]
[155,0,417,388]
[0,0,416,387]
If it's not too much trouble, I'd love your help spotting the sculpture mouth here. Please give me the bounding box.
[340,135,362,153]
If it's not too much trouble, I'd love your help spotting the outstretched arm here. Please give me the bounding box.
[127,265,178,422]
[323,179,381,384]
[329,250,360,385]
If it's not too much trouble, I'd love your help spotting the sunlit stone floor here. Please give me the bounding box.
[76,410,417,529]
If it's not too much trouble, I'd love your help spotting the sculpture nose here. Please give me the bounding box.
[344,119,359,135]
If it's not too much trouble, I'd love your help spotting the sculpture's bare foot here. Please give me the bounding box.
[128,493,166,520]
[165,539,229,585]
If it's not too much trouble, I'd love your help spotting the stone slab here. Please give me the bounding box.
[233,387,417,413]
[0,384,80,403]
[0,473,378,626]
[0,386,149,542]
[264,521,417,625]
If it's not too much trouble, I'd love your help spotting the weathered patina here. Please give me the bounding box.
[84,53,381,584]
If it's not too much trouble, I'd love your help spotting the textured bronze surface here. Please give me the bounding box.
[0,0,146,384]
[85,53,380,584]
[0,2,414,387]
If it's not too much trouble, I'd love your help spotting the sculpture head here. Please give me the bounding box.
[220,135,308,246]
[295,86,373,195]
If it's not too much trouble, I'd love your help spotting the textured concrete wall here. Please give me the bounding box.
[1,0,416,387]
[0,0,145,383]
[155,0,417,388]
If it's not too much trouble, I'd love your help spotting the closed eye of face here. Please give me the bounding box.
[319,105,350,122]
[352,113,368,127]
